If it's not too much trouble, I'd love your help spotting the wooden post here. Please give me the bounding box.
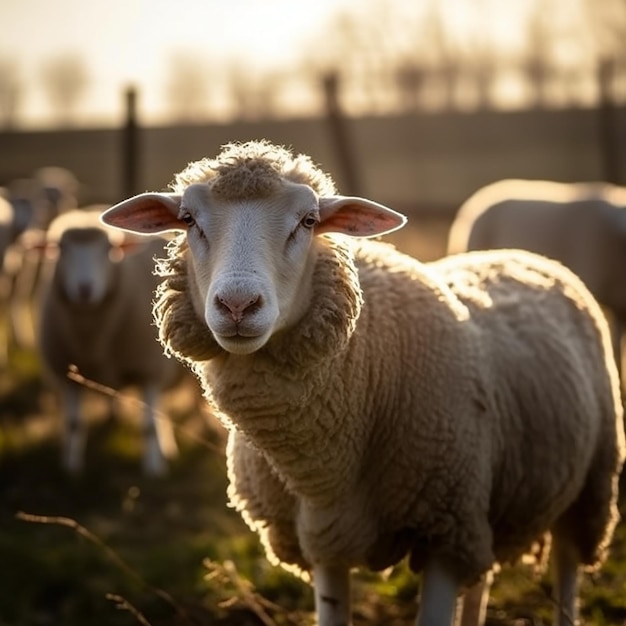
[322,72,363,196]
[597,57,622,184]
[122,86,140,198]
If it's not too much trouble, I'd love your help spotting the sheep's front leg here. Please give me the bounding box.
[552,534,580,626]
[416,556,460,626]
[455,571,493,626]
[62,383,85,473]
[313,563,351,626]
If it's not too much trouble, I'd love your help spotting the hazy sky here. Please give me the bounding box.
[0,0,363,125]
[2,0,600,126]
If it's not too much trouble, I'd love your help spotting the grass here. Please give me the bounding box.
[2,217,626,625]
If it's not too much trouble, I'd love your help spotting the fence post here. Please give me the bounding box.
[121,86,140,198]
[597,58,622,184]
[322,72,363,196]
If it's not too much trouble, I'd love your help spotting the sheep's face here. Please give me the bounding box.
[101,169,406,356]
[55,228,118,306]
[180,181,323,355]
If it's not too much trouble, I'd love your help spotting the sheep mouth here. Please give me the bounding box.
[213,330,271,355]
[214,325,264,338]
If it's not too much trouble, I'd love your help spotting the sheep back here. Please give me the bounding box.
[447,179,626,322]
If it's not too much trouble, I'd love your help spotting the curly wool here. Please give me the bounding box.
[154,237,222,363]
[171,140,337,201]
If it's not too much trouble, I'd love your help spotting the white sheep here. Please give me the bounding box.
[447,179,626,372]
[0,188,33,366]
[0,192,15,271]
[38,207,180,476]
[101,141,625,626]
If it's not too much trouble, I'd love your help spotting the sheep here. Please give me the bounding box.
[0,191,14,270]
[38,207,181,476]
[3,169,80,352]
[447,178,626,374]
[0,191,19,365]
[101,140,625,626]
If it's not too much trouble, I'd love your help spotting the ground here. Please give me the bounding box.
[1,215,626,626]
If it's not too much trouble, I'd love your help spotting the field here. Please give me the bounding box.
[2,215,626,626]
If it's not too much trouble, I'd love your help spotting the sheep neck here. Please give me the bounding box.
[191,236,364,500]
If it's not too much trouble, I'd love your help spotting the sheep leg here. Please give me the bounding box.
[416,556,459,626]
[141,383,177,476]
[62,383,85,473]
[551,534,580,626]
[0,271,12,367]
[9,247,39,350]
[312,563,351,626]
[454,571,493,626]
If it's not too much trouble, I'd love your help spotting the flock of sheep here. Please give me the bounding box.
[3,141,626,626]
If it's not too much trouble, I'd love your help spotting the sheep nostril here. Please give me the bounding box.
[216,294,261,323]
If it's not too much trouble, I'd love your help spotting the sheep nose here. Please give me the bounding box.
[77,283,92,301]
[216,293,261,323]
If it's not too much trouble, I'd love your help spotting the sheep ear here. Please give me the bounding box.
[317,196,407,238]
[100,192,184,235]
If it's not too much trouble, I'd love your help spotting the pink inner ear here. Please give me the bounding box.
[317,198,407,238]
[101,194,183,234]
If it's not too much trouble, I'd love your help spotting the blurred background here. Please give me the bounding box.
[1,0,626,624]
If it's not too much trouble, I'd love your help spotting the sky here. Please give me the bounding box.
[0,0,607,127]
[0,0,365,126]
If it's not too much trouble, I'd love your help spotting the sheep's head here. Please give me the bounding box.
[101,141,406,357]
[46,207,139,307]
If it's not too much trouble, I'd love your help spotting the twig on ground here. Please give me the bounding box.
[16,511,201,625]
[106,593,152,626]
[205,558,310,626]
[66,365,225,457]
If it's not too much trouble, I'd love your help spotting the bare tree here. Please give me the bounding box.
[39,54,89,126]
[583,0,626,182]
[463,37,500,110]
[299,1,420,115]
[395,60,428,114]
[518,7,554,108]
[584,0,626,62]
[421,5,463,111]
[0,57,21,129]
[163,50,212,122]
[226,61,259,121]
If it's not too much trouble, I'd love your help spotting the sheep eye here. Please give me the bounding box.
[301,212,319,229]
[179,211,196,227]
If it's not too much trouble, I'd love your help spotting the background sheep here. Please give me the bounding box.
[38,207,181,476]
[0,189,31,366]
[446,179,626,373]
[2,169,81,355]
[0,191,15,272]
[101,141,624,626]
